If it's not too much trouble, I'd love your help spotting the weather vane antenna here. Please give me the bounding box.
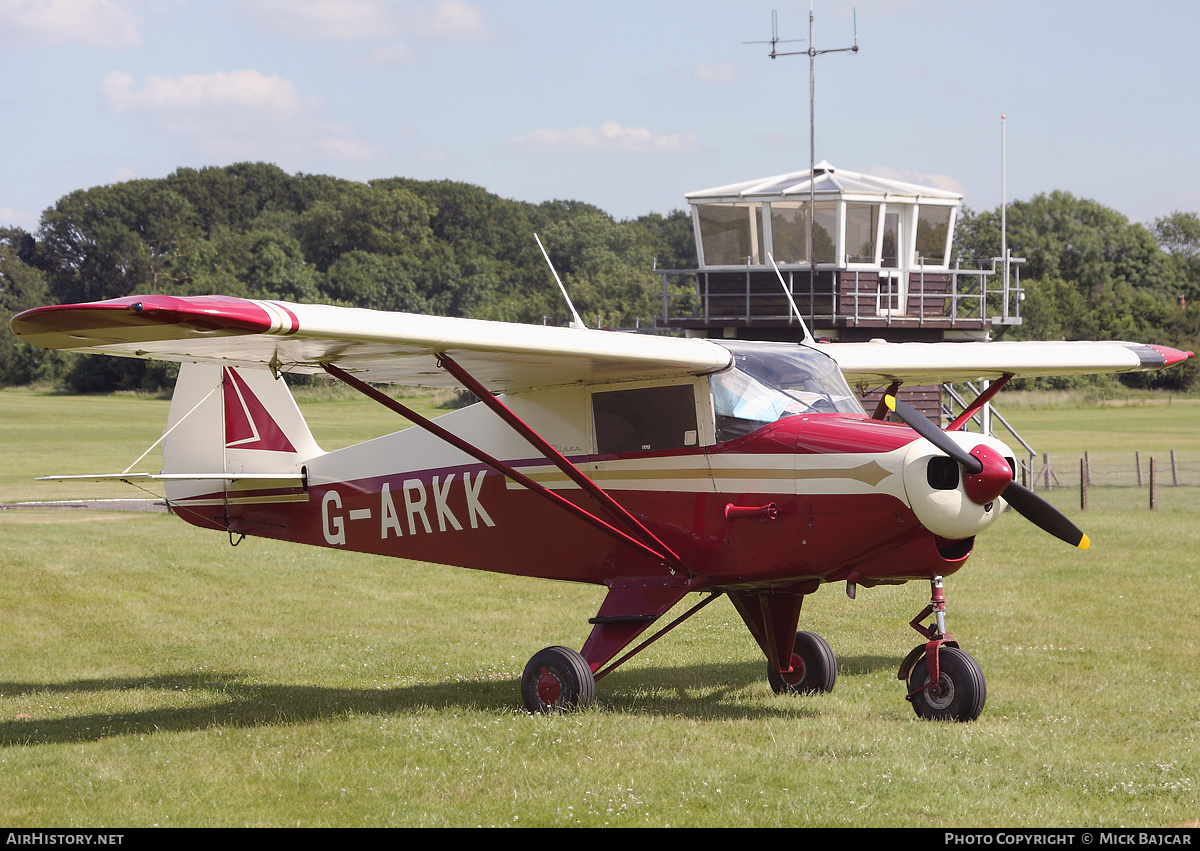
[747,4,859,317]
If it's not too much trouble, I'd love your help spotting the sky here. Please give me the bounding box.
[2,0,1198,234]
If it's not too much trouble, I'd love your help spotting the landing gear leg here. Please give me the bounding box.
[898,576,986,722]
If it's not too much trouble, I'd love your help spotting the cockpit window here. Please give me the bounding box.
[711,341,864,441]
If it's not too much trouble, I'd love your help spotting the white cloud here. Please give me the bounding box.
[361,41,420,65]
[100,69,319,122]
[405,0,497,42]
[693,62,742,84]
[1,205,39,231]
[316,137,386,163]
[245,0,395,41]
[0,0,142,48]
[244,0,498,58]
[98,69,385,164]
[507,120,702,156]
[753,131,802,149]
[868,166,965,195]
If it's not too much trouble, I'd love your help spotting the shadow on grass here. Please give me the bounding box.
[0,654,902,746]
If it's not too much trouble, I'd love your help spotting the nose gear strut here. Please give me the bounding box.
[898,576,987,721]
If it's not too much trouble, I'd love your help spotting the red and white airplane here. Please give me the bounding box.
[10,295,1193,721]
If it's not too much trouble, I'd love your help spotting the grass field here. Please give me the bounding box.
[0,388,1196,827]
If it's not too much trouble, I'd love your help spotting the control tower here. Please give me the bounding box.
[655,162,1023,416]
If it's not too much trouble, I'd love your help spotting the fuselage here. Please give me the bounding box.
[167,369,1013,592]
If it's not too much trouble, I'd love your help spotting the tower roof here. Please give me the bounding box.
[686,162,962,204]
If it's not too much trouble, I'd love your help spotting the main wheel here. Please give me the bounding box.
[521,646,596,714]
[767,631,837,695]
[906,645,986,722]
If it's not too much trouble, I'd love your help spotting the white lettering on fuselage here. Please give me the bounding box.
[322,490,345,545]
[463,471,493,529]
[326,472,495,547]
[403,479,431,535]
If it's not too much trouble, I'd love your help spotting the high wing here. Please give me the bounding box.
[814,339,1193,386]
[10,295,733,393]
[10,294,1192,390]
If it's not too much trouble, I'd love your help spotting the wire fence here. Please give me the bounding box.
[1023,451,1200,490]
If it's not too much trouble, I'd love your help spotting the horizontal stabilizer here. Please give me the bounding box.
[38,472,306,484]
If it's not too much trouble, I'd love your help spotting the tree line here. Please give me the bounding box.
[0,162,695,391]
[954,192,1199,391]
[1,162,1196,392]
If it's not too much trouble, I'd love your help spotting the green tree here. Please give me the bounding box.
[236,230,320,302]
[1152,211,1200,301]
[536,212,658,328]
[0,228,58,385]
[165,162,301,234]
[322,251,426,312]
[297,180,432,272]
[38,181,203,303]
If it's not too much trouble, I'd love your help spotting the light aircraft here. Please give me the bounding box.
[10,294,1193,721]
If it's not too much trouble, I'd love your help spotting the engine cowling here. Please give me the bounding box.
[900,432,1016,540]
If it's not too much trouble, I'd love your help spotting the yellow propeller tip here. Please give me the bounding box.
[884,395,897,411]
[1078,534,1091,551]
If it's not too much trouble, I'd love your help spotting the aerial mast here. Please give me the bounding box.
[752,4,858,318]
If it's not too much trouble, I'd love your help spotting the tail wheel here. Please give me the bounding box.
[906,645,987,722]
[521,646,596,714]
[768,631,837,695]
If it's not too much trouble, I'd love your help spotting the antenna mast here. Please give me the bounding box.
[535,233,586,329]
[752,4,858,321]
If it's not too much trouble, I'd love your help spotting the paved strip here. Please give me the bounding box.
[0,499,169,512]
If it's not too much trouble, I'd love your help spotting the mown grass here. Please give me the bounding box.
[0,390,1196,826]
[0,384,448,502]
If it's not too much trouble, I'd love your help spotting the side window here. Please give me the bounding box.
[592,384,698,454]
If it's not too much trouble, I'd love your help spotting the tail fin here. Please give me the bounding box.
[162,363,320,503]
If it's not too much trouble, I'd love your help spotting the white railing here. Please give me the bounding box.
[655,257,1024,328]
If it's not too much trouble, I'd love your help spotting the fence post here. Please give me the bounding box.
[1136,451,1143,488]
[1080,458,1088,511]
[1171,449,1178,486]
[1083,450,1091,487]
[1150,457,1157,510]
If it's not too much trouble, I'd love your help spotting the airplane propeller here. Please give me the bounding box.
[885,395,1090,550]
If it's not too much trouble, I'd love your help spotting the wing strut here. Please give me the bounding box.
[435,354,688,573]
[322,363,686,572]
[946,374,1011,432]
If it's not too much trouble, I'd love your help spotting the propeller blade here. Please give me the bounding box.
[1001,480,1090,550]
[884,395,983,474]
[885,395,1090,550]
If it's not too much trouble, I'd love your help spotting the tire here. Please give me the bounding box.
[521,646,596,714]
[906,645,987,722]
[767,631,837,695]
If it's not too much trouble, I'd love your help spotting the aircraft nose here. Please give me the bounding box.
[901,435,1014,541]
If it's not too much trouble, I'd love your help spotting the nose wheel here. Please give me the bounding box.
[899,576,987,722]
[905,645,986,721]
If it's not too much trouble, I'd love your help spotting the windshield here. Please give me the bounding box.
[711,341,864,441]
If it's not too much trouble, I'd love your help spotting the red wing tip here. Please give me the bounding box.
[11,295,295,345]
[1145,344,1194,367]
